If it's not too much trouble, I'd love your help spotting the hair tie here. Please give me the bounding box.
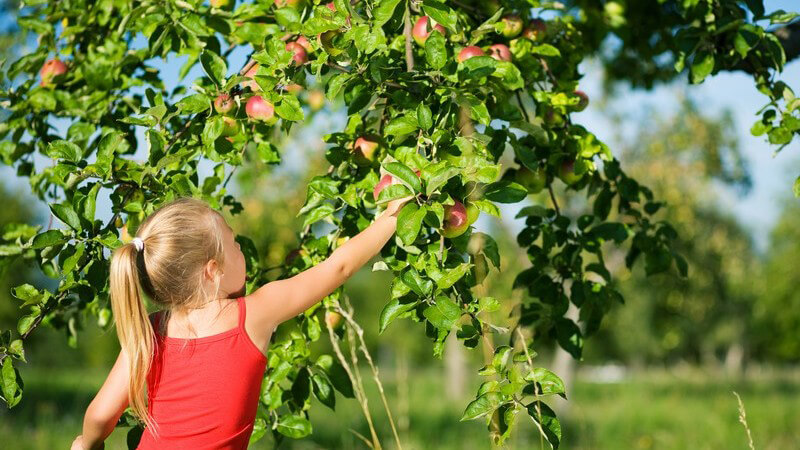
[132,237,144,251]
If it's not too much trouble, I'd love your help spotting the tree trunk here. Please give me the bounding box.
[444,329,467,400]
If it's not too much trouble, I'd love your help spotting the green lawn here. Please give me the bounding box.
[1,365,797,449]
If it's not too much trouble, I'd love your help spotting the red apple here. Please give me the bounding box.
[500,15,523,38]
[39,59,68,88]
[488,44,512,62]
[574,90,589,112]
[308,89,325,111]
[441,200,469,238]
[246,95,276,123]
[285,41,308,65]
[412,16,446,46]
[220,116,239,137]
[243,64,260,91]
[515,165,547,194]
[522,19,547,42]
[372,169,421,201]
[457,46,485,63]
[558,158,583,186]
[373,174,394,201]
[295,35,313,53]
[352,137,379,165]
[214,93,235,115]
[325,310,344,330]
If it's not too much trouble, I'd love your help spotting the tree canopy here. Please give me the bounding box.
[0,1,798,448]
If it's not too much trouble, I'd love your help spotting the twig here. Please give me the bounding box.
[516,90,530,122]
[326,306,382,449]
[548,185,560,216]
[516,327,546,450]
[338,296,403,450]
[733,391,756,450]
[343,315,383,450]
[403,3,415,72]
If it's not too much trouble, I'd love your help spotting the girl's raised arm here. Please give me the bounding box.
[247,197,412,329]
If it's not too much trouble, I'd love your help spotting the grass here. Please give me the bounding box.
[0,365,798,449]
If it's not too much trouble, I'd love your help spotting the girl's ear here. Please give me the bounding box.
[204,259,219,280]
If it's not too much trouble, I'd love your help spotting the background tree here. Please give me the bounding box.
[0,1,798,449]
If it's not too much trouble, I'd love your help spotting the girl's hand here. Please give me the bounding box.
[383,195,415,217]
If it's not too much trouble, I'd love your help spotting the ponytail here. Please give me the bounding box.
[109,240,160,437]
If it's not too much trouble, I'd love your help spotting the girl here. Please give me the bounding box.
[71,193,411,449]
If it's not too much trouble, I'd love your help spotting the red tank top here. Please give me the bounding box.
[136,297,268,449]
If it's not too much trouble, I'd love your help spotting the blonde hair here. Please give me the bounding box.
[109,196,229,437]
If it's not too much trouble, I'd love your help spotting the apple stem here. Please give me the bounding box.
[403,4,415,72]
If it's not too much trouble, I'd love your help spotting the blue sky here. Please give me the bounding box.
[2,0,798,252]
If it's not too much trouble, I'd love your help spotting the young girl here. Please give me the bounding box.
[71,193,411,449]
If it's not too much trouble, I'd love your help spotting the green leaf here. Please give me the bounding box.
[49,203,81,232]
[456,92,490,125]
[385,115,419,136]
[202,115,224,146]
[373,0,403,26]
[527,401,561,449]
[400,266,433,296]
[176,94,210,114]
[376,184,413,205]
[530,44,561,57]
[397,203,426,246]
[12,284,47,306]
[423,295,462,330]
[8,339,25,363]
[462,55,497,78]
[311,373,335,409]
[384,161,422,193]
[31,230,67,249]
[276,95,304,121]
[436,263,470,289]
[1,357,22,408]
[379,297,419,333]
[46,140,81,163]
[460,391,504,421]
[417,103,433,131]
[690,51,714,84]
[276,414,312,438]
[422,0,458,32]
[424,29,447,69]
[425,165,460,197]
[17,313,36,336]
[301,203,335,228]
[200,50,227,86]
[484,180,527,203]
[525,368,566,399]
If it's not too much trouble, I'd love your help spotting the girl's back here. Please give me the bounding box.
[136,297,267,449]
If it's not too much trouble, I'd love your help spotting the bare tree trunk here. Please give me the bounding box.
[724,342,744,377]
[444,330,467,400]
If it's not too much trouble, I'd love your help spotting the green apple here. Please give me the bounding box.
[557,158,584,186]
[515,165,547,194]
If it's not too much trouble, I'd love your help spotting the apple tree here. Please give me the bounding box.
[0,0,798,448]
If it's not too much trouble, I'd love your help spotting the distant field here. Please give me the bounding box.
[1,365,797,449]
